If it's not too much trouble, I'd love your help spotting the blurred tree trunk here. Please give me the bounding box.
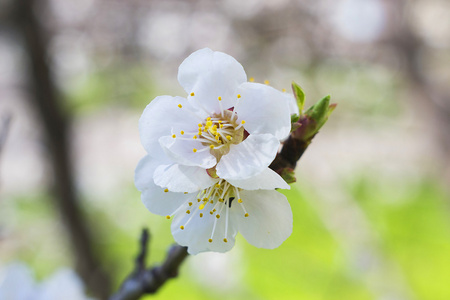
[12,0,111,298]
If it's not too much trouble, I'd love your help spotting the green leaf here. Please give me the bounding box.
[291,82,305,113]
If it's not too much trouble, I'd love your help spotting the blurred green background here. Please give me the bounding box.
[1,0,450,299]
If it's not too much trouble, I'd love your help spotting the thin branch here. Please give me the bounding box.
[109,230,188,300]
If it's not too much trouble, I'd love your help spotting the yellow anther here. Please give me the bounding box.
[218,198,224,202]
[210,200,213,204]
[218,96,222,101]
[200,213,203,218]
[237,94,241,98]
[216,214,220,219]
[209,145,214,149]
[197,198,201,202]
[241,120,246,124]
[193,135,197,139]
[218,120,222,124]
[198,123,202,127]
[204,197,209,201]
[199,203,205,210]
[282,88,286,92]
[190,92,195,96]
[186,210,191,214]
[238,198,243,203]
[223,238,228,243]
[210,211,214,215]
[165,215,171,220]
[213,209,216,212]
[245,213,249,217]
[164,188,169,193]
[172,134,176,138]
[226,135,231,140]
[207,117,211,121]
[220,124,224,128]
[264,80,270,85]
[208,238,213,243]
[178,104,182,108]
[193,148,197,153]
[180,225,184,230]
[184,192,188,194]
[215,183,221,188]
[249,77,255,82]
[188,202,192,206]
[180,130,184,135]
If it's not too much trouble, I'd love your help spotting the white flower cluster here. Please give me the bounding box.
[135,48,297,254]
[0,263,94,300]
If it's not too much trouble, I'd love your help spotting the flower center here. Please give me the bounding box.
[171,179,249,244]
[196,110,245,160]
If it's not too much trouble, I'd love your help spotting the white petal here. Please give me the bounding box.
[134,155,170,191]
[216,134,280,180]
[159,135,216,168]
[141,188,194,216]
[178,48,247,114]
[235,82,291,140]
[230,190,292,249]
[139,95,201,155]
[153,163,218,193]
[135,155,192,215]
[226,168,290,190]
[171,204,238,255]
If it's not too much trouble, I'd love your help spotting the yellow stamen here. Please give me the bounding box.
[193,135,197,139]
[226,135,231,140]
[200,213,203,217]
[216,214,220,219]
[188,202,192,206]
[180,225,184,230]
[238,198,243,203]
[282,88,286,92]
[264,80,270,85]
[241,120,245,124]
[223,238,228,242]
[199,203,205,210]
[193,148,197,152]
[190,92,195,96]
[164,188,169,193]
[245,213,249,217]
[249,77,255,82]
[208,238,213,243]
[218,96,222,101]
[210,145,214,149]
[180,130,184,135]
[237,94,241,98]
[172,134,176,138]
[165,215,170,219]
[186,210,190,214]
[178,104,182,108]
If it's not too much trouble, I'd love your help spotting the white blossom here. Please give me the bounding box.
[136,48,293,254]
[0,263,94,300]
[139,48,292,181]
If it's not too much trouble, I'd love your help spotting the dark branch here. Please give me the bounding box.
[110,230,188,300]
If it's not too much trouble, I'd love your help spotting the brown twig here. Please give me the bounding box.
[109,230,188,300]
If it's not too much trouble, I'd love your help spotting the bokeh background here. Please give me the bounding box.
[1,0,450,299]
